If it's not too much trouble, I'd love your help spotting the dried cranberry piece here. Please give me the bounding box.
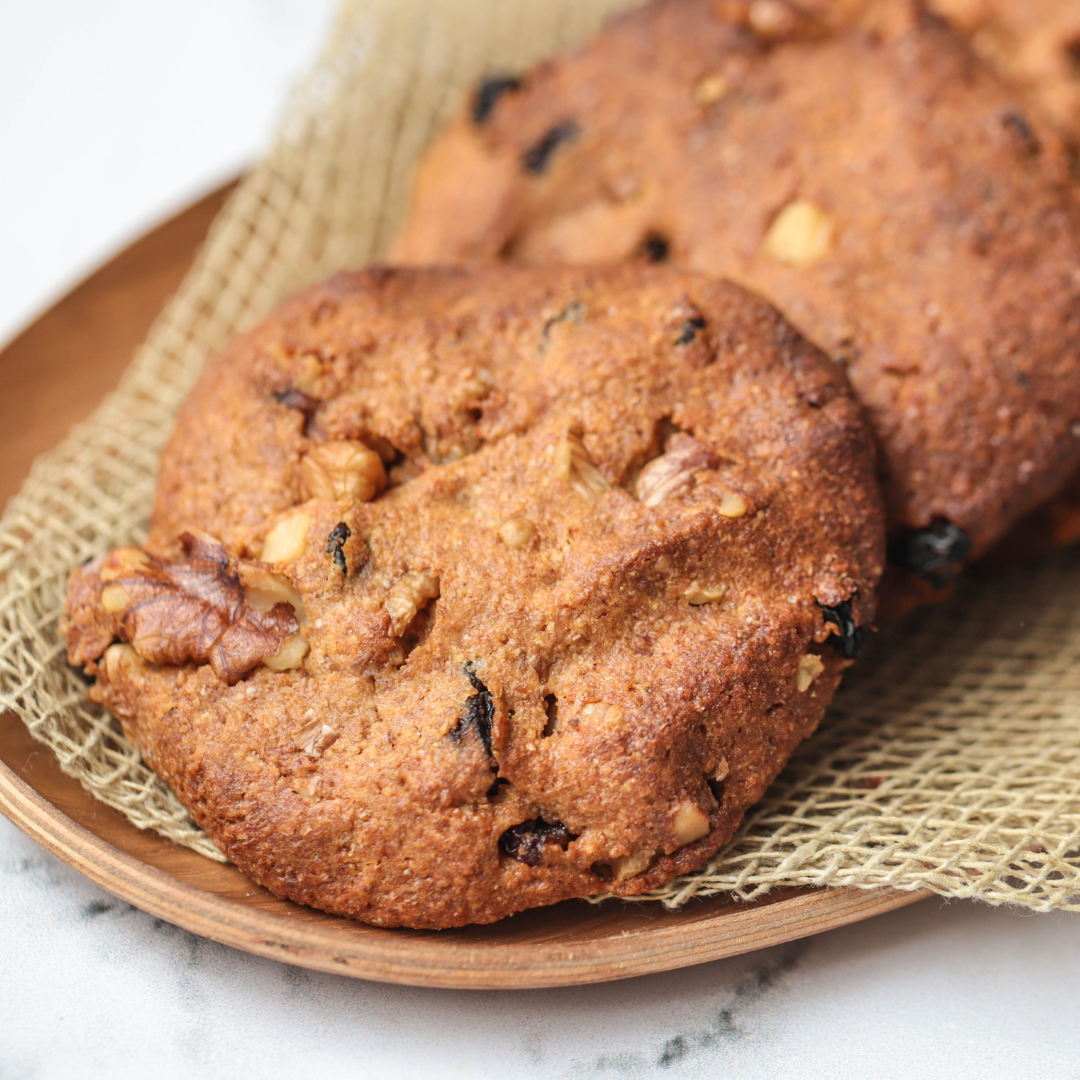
[888,519,972,587]
[274,388,320,415]
[449,661,495,757]
[522,121,580,174]
[499,818,575,866]
[1001,109,1040,156]
[326,522,351,576]
[640,232,670,263]
[819,598,864,660]
[675,315,707,346]
[472,75,521,125]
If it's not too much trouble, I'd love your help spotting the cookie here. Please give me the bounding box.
[883,0,1080,140]
[393,0,1080,609]
[64,265,883,929]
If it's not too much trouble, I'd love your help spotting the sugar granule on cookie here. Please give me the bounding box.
[64,265,883,929]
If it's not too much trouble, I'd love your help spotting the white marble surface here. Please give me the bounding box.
[2,4,1079,1077]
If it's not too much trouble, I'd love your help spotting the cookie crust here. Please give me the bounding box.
[65,265,883,928]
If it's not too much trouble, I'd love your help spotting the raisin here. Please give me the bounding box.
[640,232,670,263]
[522,121,580,174]
[326,522,351,576]
[274,388,320,416]
[499,818,575,866]
[675,315,707,346]
[449,661,495,756]
[1001,109,1040,156]
[888,519,972,586]
[472,75,521,125]
[819,598,864,660]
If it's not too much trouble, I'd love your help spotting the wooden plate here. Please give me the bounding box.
[0,184,930,989]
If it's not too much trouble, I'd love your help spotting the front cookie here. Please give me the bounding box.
[65,265,883,928]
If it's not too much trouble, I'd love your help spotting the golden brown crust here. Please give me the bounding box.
[394,0,1080,596]
[64,264,883,928]
[810,0,1080,140]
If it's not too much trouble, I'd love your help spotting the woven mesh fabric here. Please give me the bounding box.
[1,0,1078,908]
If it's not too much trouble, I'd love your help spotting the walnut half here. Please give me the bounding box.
[90,532,306,684]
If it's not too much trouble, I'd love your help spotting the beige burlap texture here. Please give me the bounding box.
[1,0,1079,910]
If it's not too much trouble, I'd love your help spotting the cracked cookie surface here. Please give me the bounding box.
[64,264,883,928]
[393,0,1080,612]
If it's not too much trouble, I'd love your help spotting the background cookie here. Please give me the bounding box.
[798,0,1080,140]
[393,0,1080,610]
[64,264,883,928]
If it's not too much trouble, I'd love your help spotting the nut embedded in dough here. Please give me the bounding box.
[636,432,720,507]
[686,583,728,605]
[695,73,729,105]
[385,570,440,636]
[553,430,610,500]
[673,800,712,845]
[300,440,387,503]
[261,510,311,564]
[762,199,835,267]
[292,718,339,758]
[796,653,825,691]
[613,850,655,881]
[95,532,301,684]
[497,517,536,549]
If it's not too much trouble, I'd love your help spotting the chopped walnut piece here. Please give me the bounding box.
[762,199,835,267]
[553,430,610,500]
[717,492,749,518]
[95,532,302,685]
[292,718,339,758]
[748,0,799,38]
[695,73,729,106]
[672,800,711,845]
[686,583,728,606]
[264,632,310,672]
[261,510,311,564]
[613,850,655,881]
[796,653,825,692]
[580,701,626,728]
[636,432,720,507]
[386,570,440,636]
[291,776,321,800]
[300,440,387,503]
[497,517,536,550]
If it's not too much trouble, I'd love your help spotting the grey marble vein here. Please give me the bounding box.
[4,815,1080,1080]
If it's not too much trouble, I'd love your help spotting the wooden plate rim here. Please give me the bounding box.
[0,755,928,987]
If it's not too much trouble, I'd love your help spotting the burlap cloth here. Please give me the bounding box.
[2,0,1079,913]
